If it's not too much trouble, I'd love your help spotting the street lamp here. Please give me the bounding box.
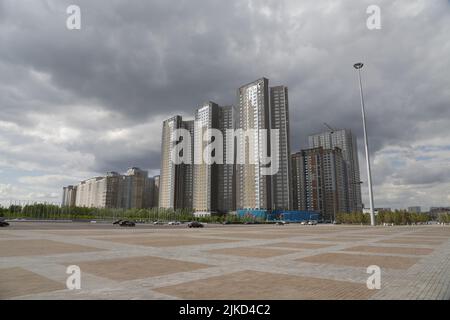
[353,62,375,226]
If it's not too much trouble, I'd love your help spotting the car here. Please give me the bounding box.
[300,221,307,225]
[0,218,9,227]
[168,221,181,225]
[276,220,286,225]
[308,220,318,225]
[153,221,164,225]
[188,221,204,228]
[119,220,135,227]
[113,219,122,225]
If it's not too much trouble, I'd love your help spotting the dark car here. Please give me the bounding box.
[119,220,135,227]
[0,218,9,227]
[113,219,122,225]
[188,221,204,228]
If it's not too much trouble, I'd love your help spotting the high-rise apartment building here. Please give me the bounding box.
[308,129,362,212]
[270,86,292,210]
[292,147,347,221]
[192,102,235,214]
[179,120,194,209]
[408,206,421,213]
[74,176,107,208]
[193,102,219,213]
[159,116,180,209]
[291,153,306,212]
[236,78,272,210]
[119,167,151,209]
[68,168,152,209]
[62,185,77,207]
[159,116,194,210]
[217,105,235,212]
[158,78,291,213]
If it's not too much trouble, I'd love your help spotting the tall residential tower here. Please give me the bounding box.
[158,116,194,210]
[236,78,272,210]
[270,86,292,210]
[192,102,235,213]
[308,129,362,212]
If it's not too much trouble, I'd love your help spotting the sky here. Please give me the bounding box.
[0,0,449,210]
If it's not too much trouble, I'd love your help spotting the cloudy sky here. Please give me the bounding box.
[0,0,449,210]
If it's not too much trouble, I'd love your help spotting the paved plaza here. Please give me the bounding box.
[0,222,449,300]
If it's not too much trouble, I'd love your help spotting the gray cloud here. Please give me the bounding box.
[0,0,449,208]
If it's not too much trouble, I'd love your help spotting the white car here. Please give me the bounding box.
[168,221,181,225]
[300,221,307,225]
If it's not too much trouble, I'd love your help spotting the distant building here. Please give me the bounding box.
[120,167,152,209]
[429,207,450,214]
[217,105,235,213]
[157,77,292,213]
[408,206,421,213]
[193,102,235,214]
[291,147,347,221]
[270,85,292,210]
[158,116,194,210]
[62,185,77,207]
[236,78,272,210]
[68,168,153,209]
[308,129,362,212]
[74,177,106,208]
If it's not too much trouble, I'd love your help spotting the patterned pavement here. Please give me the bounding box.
[0,222,449,300]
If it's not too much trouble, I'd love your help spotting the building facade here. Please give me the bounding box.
[217,105,235,212]
[68,168,152,209]
[408,206,421,213]
[157,77,291,213]
[270,85,292,210]
[158,116,194,210]
[193,102,220,213]
[236,78,272,210]
[192,102,236,214]
[308,129,362,212]
[119,167,152,209]
[291,147,347,221]
[62,185,77,207]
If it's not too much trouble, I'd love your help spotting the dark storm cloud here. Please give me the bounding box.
[0,0,449,207]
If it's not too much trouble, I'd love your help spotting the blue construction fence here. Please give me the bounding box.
[237,209,320,222]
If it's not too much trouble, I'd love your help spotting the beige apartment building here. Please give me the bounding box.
[158,78,292,213]
[158,116,194,210]
[66,168,155,209]
[192,102,235,214]
[236,78,272,210]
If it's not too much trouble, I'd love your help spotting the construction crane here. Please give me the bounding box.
[323,123,336,133]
